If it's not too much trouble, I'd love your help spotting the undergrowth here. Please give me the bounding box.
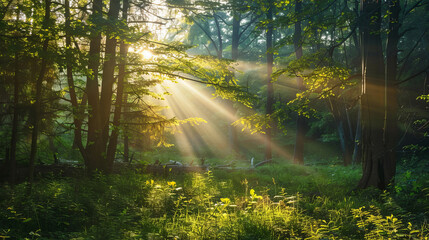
[0,163,428,239]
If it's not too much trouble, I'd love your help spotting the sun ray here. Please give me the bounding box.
[141,69,298,164]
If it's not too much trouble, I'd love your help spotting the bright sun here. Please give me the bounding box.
[128,47,153,59]
[141,49,153,59]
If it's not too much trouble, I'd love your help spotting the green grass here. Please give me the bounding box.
[1,162,428,239]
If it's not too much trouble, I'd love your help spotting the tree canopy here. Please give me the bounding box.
[0,0,428,190]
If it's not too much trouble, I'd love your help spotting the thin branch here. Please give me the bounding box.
[395,65,429,86]
[404,0,425,16]
[215,13,229,26]
[239,35,259,55]
[189,16,219,54]
[327,24,357,57]
[202,43,213,56]
[238,16,259,39]
[141,7,174,21]
[128,20,166,25]
[0,0,14,20]
[397,30,428,80]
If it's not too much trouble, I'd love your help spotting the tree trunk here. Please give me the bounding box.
[8,53,19,184]
[231,10,240,61]
[106,0,129,172]
[328,97,353,165]
[65,0,86,161]
[6,2,22,185]
[98,0,121,172]
[293,0,306,165]
[123,92,130,162]
[383,0,400,187]
[265,0,274,161]
[28,0,51,186]
[358,0,390,189]
[85,0,103,172]
[214,13,223,59]
[352,106,362,164]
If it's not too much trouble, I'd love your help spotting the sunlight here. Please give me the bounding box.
[141,49,153,60]
[180,80,237,122]
[162,80,230,156]
[2,0,426,236]
[151,79,293,163]
[128,47,153,60]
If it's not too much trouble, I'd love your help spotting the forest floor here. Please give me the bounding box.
[1,159,428,239]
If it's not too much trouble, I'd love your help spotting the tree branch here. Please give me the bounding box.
[189,16,219,54]
[395,65,429,86]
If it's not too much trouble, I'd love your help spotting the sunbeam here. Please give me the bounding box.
[151,78,294,164]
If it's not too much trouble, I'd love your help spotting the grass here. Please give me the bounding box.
[0,161,428,239]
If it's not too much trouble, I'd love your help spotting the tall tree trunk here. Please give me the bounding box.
[99,0,121,171]
[293,0,306,165]
[231,10,240,61]
[85,0,104,172]
[384,0,400,186]
[29,0,51,186]
[352,0,363,165]
[214,13,223,59]
[65,0,86,161]
[123,93,130,163]
[106,0,129,172]
[8,53,19,184]
[265,0,274,161]
[7,7,22,184]
[358,0,389,189]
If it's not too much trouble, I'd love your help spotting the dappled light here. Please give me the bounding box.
[1,0,428,238]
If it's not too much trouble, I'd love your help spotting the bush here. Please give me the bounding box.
[1,164,428,239]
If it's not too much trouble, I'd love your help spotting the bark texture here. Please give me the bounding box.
[358,0,394,189]
[106,0,129,172]
[85,0,103,172]
[383,0,400,186]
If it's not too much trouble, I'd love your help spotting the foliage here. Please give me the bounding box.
[274,50,355,114]
[1,162,428,239]
[352,206,425,239]
[232,113,272,134]
[1,0,429,237]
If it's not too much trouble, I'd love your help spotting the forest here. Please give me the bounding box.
[0,0,429,238]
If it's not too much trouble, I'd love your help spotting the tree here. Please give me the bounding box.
[383,0,401,187]
[1,0,37,183]
[5,7,22,184]
[84,0,104,172]
[358,0,390,189]
[28,0,52,185]
[182,0,259,155]
[264,0,274,161]
[106,0,130,171]
[292,0,306,165]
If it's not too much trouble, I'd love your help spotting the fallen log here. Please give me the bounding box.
[254,159,272,168]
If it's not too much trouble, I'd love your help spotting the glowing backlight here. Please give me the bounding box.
[141,50,153,60]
